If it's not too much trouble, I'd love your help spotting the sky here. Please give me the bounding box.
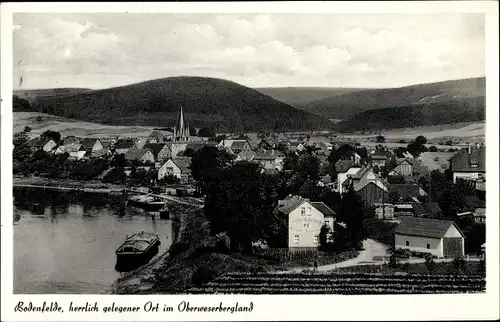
[13,13,485,90]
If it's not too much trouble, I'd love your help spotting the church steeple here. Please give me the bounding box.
[174,105,190,142]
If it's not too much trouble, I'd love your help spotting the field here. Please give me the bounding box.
[339,122,485,143]
[14,112,156,138]
[187,271,485,294]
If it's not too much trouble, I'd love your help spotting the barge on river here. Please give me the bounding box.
[115,231,161,272]
[127,194,166,211]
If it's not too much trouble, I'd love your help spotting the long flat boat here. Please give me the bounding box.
[127,194,166,211]
[115,231,161,272]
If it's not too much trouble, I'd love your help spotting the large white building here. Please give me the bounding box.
[394,217,465,258]
[274,195,336,248]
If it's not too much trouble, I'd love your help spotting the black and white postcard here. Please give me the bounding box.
[1,1,499,321]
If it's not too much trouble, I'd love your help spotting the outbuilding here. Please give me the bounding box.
[394,217,465,258]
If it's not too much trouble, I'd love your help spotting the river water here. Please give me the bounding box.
[13,187,179,294]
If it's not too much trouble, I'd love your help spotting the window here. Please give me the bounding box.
[313,235,319,244]
[426,244,430,249]
[294,235,299,244]
[301,207,306,215]
[307,207,312,216]
[405,241,410,246]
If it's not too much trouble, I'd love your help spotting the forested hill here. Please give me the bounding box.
[13,77,333,132]
[333,96,485,133]
[298,77,486,120]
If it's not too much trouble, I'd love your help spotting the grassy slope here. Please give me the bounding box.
[301,77,486,120]
[14,76,332,132]
[14,112,157,138]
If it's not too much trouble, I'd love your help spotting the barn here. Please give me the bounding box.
[394,217,465,258]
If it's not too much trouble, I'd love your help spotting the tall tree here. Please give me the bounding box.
[407,135,428,158]
[204,161,280,252]
[41,130,61,144]
[191,146,234,194]
[339,187,366,249]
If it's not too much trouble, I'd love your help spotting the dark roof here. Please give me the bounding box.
[143,143,168,157]
[124,148,151,161]
[388,184,426,200]
[335,159,355,173]
[167,157,192,174]
[310,202,335,215]
[114,139,136,150]
[450,146,486,172]
[231,141,248,150]
[411,203,442,217]
[395,217,462,239]
[371,155,388,160]
[254,151,282,161]
[186,142,215,152]
[275,195,335,216]
[81,138,101,149]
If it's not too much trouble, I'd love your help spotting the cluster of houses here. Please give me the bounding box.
[22,106,486,258]
[267,143,485,258]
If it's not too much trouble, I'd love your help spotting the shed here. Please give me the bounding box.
[394,217,465,258]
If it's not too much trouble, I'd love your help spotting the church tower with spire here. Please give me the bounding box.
[173,105,190,142]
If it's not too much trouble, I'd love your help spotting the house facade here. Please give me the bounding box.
[274,195,335,248]
[391,159,414,176]
[394,217,465,258]
[124,148,155,163]
[449,146,486,183]
[335,160,362,194]
[157,157,192,182]
[81,138,103,154]
[143,143,172,161]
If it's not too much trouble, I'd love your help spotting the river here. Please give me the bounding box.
[13,187,180,294]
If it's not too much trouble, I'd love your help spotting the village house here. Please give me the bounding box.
[335,159,363,194]
[143,143,172,161]
[449,145,486,183]
[343,167,390,207]
[61,136,81,146]
[465,196,486,224]
[257,138,277,150]
[253,150,285,171]
[236,150,256,162]
[81,138,104,155]
[389,158,428,178]
[124,148,155,164]
[168,142,189,157]
[274,195,336,248]
[374,203,395,220]
[418,152,455,172]
[157,157,192,182]
[394,217,465,258]
[317,174,335,190]
[114,139,136,155]
[90,148,111,159]
[218,139,252,155]
[55,143,87,160]
[370,154,388,168]
[27,137,58,153]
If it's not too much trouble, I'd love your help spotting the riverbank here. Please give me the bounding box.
[13,176,127,194]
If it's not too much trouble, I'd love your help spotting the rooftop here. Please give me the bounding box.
[395,217,461,239]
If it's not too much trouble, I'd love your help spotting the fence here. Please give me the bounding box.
[254,248,319,262]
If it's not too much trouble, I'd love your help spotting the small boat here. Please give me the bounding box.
[115,231,161,272]
[127,194,166,211]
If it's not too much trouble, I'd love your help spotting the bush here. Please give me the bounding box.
[191,267,216,286]
[169,242,189,257]
[389,254,400,268]
[425,254,436,273]
[453,256,466,273]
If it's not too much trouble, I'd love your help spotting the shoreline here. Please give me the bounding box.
[13,176,130,194]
